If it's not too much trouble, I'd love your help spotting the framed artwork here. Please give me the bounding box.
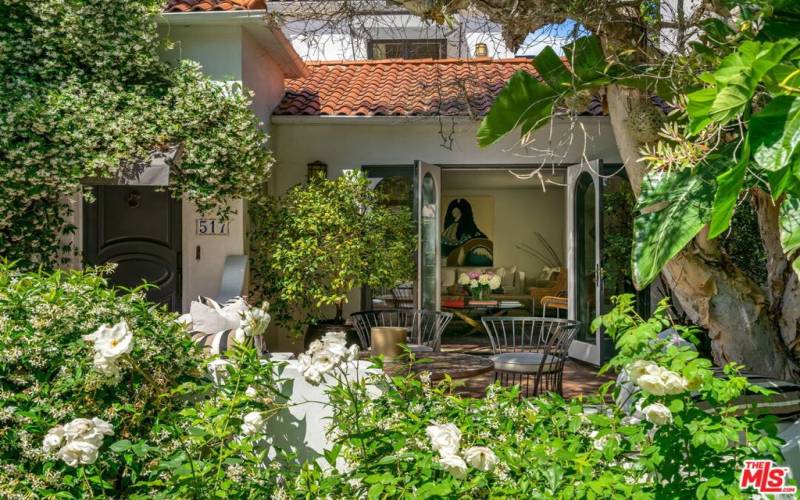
[441,196,494,266]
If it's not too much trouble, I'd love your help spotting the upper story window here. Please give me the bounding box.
[368,39,446,60]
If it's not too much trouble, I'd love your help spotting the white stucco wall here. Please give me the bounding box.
[270,117,620,194]
[159,25,244,81]
[266,116,619,350]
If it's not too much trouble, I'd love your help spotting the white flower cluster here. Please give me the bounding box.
[42,417,114,467]
[240,302,271,338]
[627,360,688,396]
[82,320,133,377]
[240,411,267,436]
[457,271,502,290]
[425,423,498,479]
[297,331,359,385]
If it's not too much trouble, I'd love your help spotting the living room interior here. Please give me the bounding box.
[438,167,569,336]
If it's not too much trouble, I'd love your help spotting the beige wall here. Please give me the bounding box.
[440,185,565,282]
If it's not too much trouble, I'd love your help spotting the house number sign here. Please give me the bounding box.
[196,218,229,236]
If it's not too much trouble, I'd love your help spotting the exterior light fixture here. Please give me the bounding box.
[474,43,488,58]
[307,161,328,182]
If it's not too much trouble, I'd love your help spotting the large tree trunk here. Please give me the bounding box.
[606,85,800,381]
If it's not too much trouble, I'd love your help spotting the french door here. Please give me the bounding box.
[415,161,441,311]
[567,160,605,365]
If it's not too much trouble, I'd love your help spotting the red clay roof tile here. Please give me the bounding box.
[274,58,539,117]
[164,0,265,12]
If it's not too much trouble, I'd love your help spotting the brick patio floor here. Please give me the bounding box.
[440,340,615,399]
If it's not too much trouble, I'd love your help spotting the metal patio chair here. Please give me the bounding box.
[481,317,580,397]
[350,309,453,352]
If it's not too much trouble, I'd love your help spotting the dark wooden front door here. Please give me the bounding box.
[84,186,182,311]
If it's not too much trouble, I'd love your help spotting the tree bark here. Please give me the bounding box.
[606,85,800,381]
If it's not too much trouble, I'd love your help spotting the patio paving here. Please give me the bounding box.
[440,339,615,399]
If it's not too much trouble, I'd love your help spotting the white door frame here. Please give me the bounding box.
[567,159,603,365]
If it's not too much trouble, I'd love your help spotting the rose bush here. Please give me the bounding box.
[0,263,290,498]
[1,263,791,498]
[288,296,788,499]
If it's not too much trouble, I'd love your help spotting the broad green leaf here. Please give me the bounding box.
[708,150,749,239]
[563,35,606,83]
[749,95,800,172]
[533,46,572,92]
[687,88,716,134]
[779,194,800,254]
[477,70,556,147]
[632,169,716,288]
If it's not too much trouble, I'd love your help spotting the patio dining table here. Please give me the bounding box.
[443,299,527,336]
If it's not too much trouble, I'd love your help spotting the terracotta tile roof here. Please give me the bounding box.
[164,0,265,12]
[274,58,545,117]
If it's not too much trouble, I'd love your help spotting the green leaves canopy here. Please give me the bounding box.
[248,172,416,331]
[477,35,610,147]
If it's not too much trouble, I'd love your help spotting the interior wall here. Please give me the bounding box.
[440,183,565,283]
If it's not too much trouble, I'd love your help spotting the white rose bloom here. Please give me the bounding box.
[42,425,65,453]
[325,341,349,362]
[207,359,234,385]
[242,304,271,337]
[426,423,461,456]
[347,344,360,361]
[306,340,325,356]
[240,411,266,436]
[463,446,498,471]
[660,371,689,395]
[457,273,471,285]
[311,351,336,374]
[469,279,479,288]
[323,331,348,345]
[94,321,134,359]
[439,454,468,479]
[642,403,672,425]
[93,352,120,376]
[245,386,258,398]
[63,418,95,442]
[304,365,323,385]
[635,373,667,396]
[488,275,502,290]
[626,360,658,383]
[57,440,99,467]
[478,274,491,285]
[91,418,114,438]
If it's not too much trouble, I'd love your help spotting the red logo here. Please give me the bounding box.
[739,460,797,494]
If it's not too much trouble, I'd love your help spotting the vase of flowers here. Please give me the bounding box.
[458,271,502,301]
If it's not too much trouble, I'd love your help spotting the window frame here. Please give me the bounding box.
[367,39,447,60]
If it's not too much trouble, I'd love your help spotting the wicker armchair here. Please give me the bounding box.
[350,309,453,352]
[481,317,579,397]
[528,267,567,308]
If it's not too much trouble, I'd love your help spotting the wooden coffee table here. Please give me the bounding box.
[372,351,494,381]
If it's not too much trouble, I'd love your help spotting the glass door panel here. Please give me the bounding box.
[567,160,603,365]
[416,161,441,311]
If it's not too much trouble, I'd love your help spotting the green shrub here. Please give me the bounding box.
[0,263,288,498]
[291,295,786,499]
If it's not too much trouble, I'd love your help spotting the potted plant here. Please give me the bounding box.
[249,171,416,346]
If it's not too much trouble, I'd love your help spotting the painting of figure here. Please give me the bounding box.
[441,197,494,266]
